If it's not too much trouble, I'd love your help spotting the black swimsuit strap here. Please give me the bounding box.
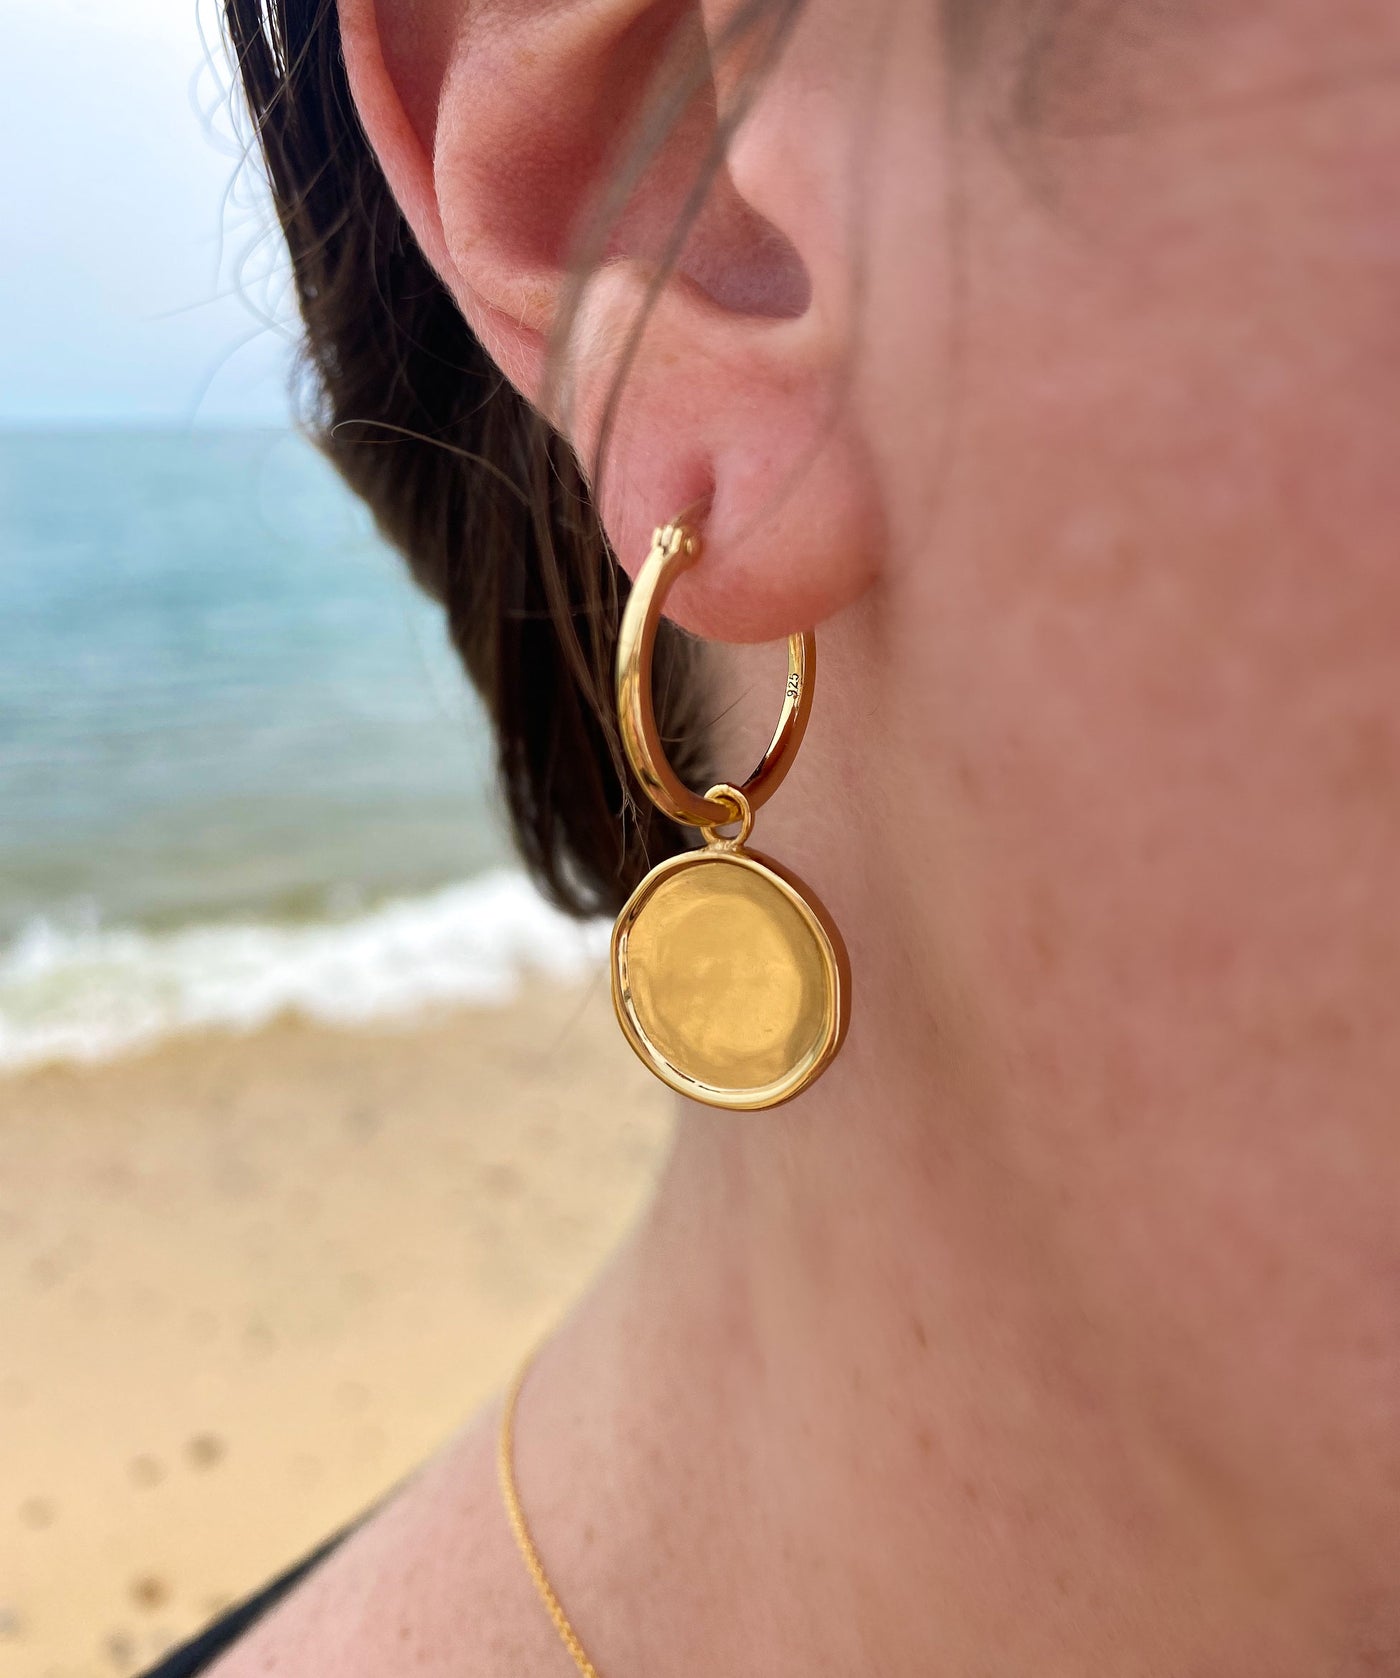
[139,1529,349,1677]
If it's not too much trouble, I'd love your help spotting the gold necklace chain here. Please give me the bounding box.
[498,1355,603,1678]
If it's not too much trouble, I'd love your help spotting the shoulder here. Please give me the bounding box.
[165,1405,558,1678]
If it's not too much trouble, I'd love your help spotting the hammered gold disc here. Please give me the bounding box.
[611,846,848,1111]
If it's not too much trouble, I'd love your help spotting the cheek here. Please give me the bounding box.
[897,82,1400,1086]
[870,76,1400,1540]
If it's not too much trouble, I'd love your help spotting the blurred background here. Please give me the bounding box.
[0,3,670,1672]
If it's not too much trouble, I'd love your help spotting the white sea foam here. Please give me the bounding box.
[0,871,609,1072]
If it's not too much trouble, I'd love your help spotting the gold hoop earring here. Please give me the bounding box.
[611,517,850,1110]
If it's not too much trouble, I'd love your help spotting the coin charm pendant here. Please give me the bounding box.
[611,842,849,1111]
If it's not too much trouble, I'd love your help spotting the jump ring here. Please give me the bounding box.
[698,783,754,848]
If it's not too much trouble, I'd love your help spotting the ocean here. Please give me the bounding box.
[0,428,603,1070]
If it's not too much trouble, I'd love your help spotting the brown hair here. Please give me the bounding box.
[222,0,715,917]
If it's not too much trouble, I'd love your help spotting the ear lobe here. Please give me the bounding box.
[339,0,883,643]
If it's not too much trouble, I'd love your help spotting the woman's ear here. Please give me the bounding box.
[338,0,883,641]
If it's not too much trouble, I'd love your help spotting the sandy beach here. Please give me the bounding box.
[0,978,673,1678]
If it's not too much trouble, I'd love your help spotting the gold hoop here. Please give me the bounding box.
[616,520,816,831]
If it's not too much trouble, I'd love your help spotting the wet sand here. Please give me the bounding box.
[0,979,672,1677]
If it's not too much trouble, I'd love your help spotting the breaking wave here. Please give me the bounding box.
[0,871,608,1072]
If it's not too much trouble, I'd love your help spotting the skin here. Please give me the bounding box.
[214,1,1400,1673]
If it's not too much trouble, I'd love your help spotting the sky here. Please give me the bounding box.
[0,0,297,425]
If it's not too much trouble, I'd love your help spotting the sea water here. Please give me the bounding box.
[0,429,603,1069]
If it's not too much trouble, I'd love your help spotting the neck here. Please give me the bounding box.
[513,607,1347,1677]
[521,1021,1338,1678]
